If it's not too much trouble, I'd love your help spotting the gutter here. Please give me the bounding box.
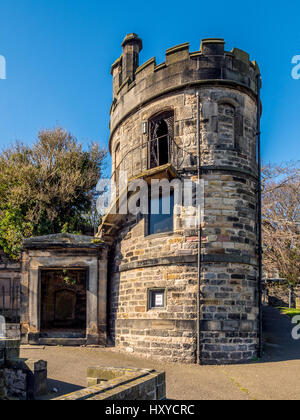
[196,91,202,365]
[256,74,263,358]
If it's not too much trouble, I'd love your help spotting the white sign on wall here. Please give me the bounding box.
[155,293,164,307]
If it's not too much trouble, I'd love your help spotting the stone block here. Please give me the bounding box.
[54,367,166,401]
[87,366,125,381]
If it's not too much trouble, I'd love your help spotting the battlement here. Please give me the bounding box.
[109,35,261,148]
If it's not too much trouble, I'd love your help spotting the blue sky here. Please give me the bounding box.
[0,0,299,165]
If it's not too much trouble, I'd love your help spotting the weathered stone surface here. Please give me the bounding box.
[20,236,108,347]
[55,366,166,400]
[103,35,260,365]
[0,339,47,400]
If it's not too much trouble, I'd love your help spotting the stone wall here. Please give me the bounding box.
[54,367,166,400]
[108,88,258,182]
[110,262,197,363]
[264,282,300,308]
[5,324,21,340]
[0,339,47,400]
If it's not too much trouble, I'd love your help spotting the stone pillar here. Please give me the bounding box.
[98,249,108,345]
[86,260,100,345]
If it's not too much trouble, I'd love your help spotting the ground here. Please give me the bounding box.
[20,306,300,400]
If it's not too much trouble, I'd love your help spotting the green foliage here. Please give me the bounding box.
[278,307,300,318]
[0,127,106,259]
[0,207,34,259]
[62,269,77,286]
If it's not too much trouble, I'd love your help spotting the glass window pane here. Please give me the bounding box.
[149,192,174,235]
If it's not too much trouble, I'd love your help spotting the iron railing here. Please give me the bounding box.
[0,281,20,323]
[112,136,197,186]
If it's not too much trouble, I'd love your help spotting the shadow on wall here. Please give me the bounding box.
[36,379,84,401]
[265,283,295,308]
[107,248,122,346]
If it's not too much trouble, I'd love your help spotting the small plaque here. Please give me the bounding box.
[155,293,164,307]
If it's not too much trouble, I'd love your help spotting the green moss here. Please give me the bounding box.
[91,238,104,244]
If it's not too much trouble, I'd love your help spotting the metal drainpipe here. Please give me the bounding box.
[196,91,202,365]
[256,74,263,358]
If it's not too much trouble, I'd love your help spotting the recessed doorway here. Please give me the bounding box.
[40,269,87,336]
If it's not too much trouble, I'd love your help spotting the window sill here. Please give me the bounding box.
[145,231,174,240]
[147,307,167,311]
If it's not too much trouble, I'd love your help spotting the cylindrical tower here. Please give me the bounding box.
[101,34,261,364]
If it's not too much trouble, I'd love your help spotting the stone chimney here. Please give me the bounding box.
[121,33,143,82]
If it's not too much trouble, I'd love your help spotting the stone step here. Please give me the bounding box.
[38,338,86,346]
[40,332,85,339]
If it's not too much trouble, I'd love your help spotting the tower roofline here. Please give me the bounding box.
[109,36,261,154]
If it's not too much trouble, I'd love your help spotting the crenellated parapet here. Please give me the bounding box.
[109,36,260,151]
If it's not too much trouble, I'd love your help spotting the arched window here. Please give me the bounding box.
[148,111,174,169]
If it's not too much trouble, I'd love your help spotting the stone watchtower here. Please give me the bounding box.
[100,34,262,364]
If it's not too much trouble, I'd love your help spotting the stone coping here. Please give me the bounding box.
[53,367,165,401]
[23,233,107,250]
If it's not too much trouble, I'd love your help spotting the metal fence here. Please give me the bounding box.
[112,136,197,186]
[0,281,20,323]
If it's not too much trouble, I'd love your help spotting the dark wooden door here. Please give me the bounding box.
[41,269,87,331]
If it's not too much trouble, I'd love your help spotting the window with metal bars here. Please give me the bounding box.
[148,111,174,169]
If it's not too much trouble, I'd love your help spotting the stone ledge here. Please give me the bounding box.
[54,367,166,401]
[116,254,257,273]
[115,318,196,330]
[178,165,258,180]
[22,233,107,250]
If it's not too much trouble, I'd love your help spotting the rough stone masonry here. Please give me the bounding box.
[0,339,47,400]
[99,34,261,365]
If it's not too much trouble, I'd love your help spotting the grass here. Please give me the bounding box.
[278,307,300,318]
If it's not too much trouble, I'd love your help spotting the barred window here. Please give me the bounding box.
[148,111,174,168]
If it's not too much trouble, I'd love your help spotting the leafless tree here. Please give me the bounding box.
[262,162,300,285]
